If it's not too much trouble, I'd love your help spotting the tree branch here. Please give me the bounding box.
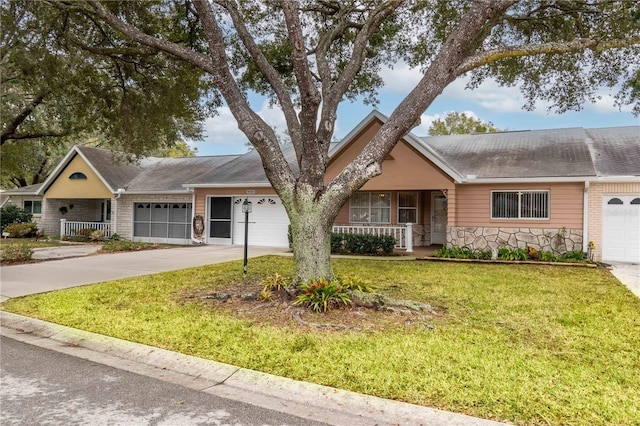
[86,0,215,74]
[326,0,517,206]
[191,0,296,191]
[279,0,323,181]
[213,0,302,155]
[316,0,405,164]
[1,131,69,145]
[457,36,640,75]
[1,93,48,145]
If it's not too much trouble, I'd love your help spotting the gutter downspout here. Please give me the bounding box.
[114,188,124,235]
[582,181,589,253]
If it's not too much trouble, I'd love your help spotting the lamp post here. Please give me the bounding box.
[242,198,252,277]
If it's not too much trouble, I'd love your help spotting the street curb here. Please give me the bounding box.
[1,311,509,426]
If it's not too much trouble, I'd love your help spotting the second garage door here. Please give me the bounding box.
[602,195,640,263]
[232,196,290,247]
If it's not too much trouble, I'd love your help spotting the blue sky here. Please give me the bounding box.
[192,63,639,156]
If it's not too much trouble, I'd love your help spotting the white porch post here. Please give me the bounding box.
[59,219,66,237]
[406,223,413,253]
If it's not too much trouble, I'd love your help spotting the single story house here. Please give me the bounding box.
[2,111,639,263]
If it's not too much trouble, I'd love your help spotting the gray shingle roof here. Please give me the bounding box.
[76,146,159,191]
[420,126,639,179]
[126,155,239,191]
[186,145,300,185]
[585,126,640,177]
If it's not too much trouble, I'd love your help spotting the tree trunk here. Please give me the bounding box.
[284,186,340,286]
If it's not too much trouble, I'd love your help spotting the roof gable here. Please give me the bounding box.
[41,152,113,199]
[327,110,463,183]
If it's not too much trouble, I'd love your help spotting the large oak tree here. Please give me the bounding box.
[17,0,640,283]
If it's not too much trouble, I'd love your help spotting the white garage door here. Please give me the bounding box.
[602,195,640,263]
[232,196,290,247]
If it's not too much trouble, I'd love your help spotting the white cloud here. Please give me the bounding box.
[379,62,632,117]
[196,100,290,155]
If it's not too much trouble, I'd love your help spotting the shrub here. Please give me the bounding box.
[260,273,289,292]
[498,247,529,261]
[0,244,33,262]
[561,251,587,262]
[294,278,351,313]
[101,240,157,252]
[3,222,38,238]
[333,233,395,255]
[0,204,33,230]
[339,274,376,293]
[433,246,491,260]
[539,251,560,262]
[90,230,106,241]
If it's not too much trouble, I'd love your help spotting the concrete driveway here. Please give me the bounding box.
[0,245,286,302]
[609,262,640,298]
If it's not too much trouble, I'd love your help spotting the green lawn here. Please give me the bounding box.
[2,256,639,425]
[0,238,68,249]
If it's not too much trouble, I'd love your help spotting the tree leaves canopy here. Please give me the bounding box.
[1,0,218,156]
[428,112,500,136]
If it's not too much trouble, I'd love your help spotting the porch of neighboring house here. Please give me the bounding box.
[44,198,113,239]
[331,189,450,252]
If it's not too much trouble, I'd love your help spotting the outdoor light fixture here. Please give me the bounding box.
[242,198,252,277]
[242,198,252,214]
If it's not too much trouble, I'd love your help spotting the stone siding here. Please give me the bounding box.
[447,226,583,253]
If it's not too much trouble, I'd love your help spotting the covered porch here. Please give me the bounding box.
[331,189,450,252]
[43,198,113,239]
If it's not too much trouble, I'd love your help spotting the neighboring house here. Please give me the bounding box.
[2,111,638,263]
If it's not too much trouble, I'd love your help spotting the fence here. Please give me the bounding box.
[60,219,111,238]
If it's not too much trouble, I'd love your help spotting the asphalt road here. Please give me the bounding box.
[0,336,327,426]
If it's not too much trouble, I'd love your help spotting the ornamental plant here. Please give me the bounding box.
[294,278,351,313]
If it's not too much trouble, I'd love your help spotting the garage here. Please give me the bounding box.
[602,195,640,263]
[232,196,290,247]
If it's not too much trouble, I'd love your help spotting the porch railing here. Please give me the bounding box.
[60,219,111,238]
[332,223,413,252]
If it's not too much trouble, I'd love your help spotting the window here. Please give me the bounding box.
[69,172,87,179]
[24,200,42,215]
[607,198,623,205]
[350,192,391,223]
[398,192,418,223]
[491,190,549,219]
[632,198,640,205]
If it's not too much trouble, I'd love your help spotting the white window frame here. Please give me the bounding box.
[491,190,550,220]
[23,199,42,216]
[349,192,391,224]
[397,192,419,224]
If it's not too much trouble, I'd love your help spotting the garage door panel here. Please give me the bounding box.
[233,197,290,247]
[603,195,640,263]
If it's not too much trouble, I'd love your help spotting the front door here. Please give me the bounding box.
[431,193,447,245]
[208,196,232,244]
